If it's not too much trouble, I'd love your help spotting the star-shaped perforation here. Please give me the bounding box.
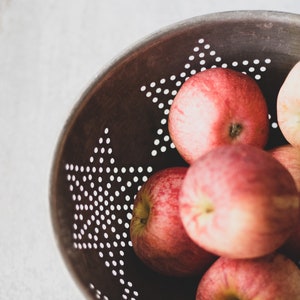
[64,36,274,299]
[140,37,273,158]
[65,127,153,299]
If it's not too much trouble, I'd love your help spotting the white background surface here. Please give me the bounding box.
[1,1,300,299]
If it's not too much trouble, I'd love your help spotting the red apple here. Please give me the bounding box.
[279,219,300,266]
[269,144,300,190]
[277,61,300,148]
[269,144,300,265]
[168,67,269,164]
[196,253,300,299]
[179,144,300,259]
[129,167,217,277]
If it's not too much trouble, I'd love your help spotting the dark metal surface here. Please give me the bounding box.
[50,10,300,299]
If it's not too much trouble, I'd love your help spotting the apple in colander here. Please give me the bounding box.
[277,61,300,148]
[179,144,300,259]
[269,144,300,264]
[196,253,300,300]
[269,144,300,190]
[129,167,217,277]
[168,67,269,164]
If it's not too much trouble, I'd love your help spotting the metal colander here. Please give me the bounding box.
[50,10,300,300]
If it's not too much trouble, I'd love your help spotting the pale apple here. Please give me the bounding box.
[196,253,300,299]
[269,144,300,190]
[168,67,269,164]
[129,167,217,277]
[277,61,300,148]
[179,144,300,259]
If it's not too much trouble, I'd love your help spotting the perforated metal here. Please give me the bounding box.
[51,11,300,300]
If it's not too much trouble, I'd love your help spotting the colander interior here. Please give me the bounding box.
[50,10,300,300]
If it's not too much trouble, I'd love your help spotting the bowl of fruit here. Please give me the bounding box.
[50,10,300,300]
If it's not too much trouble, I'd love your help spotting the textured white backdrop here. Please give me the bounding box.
[1,1,300,299]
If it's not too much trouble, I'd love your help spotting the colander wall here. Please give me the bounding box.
[50,10,300,300]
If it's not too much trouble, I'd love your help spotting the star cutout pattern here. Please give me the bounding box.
[64,36,273,299]
[65,127,153,299]
[139,37,274,158]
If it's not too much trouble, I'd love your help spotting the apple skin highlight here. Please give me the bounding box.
[130,167,217,277]
[179,144,300,259]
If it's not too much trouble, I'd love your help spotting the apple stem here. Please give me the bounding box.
[140,217,148,225]
[229,123,243,139]
[205,206,214,214]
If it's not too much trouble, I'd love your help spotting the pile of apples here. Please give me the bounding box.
[129,63,300,299]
